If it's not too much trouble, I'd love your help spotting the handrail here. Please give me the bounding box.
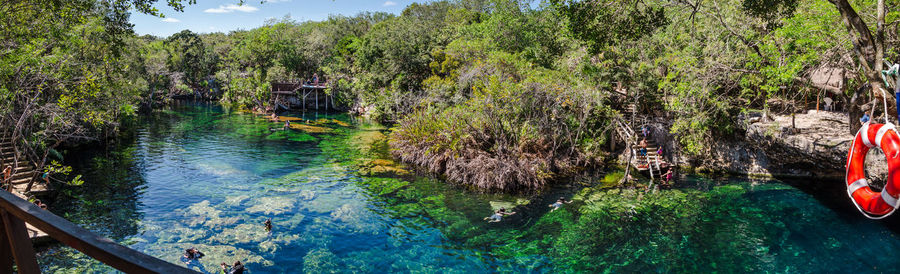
[0,191,193,274]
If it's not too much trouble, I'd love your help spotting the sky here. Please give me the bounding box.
[130,0,412,37]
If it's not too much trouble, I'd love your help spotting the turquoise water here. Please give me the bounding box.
[37,102,900,273]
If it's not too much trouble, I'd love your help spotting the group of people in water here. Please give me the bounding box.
[180,218,274,272]
[483,197,575,223]
[182,247,245,274]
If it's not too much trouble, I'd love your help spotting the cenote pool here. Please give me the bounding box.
[37,102,900,273]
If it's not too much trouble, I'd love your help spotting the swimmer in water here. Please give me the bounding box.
[264,218,272,232]
[483,207,516,223]
[548,197,572,212]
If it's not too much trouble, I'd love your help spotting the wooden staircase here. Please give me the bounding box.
[1,137,52,198]
[615,103,673,180]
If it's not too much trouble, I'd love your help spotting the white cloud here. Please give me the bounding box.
[383,1,397,6]
[161,17,180,23]
[204,4,259,13]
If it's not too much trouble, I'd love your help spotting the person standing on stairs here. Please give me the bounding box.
[2,165,10,191]
[639,138,648,157]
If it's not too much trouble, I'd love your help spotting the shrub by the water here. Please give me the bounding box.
[390,52,612,192]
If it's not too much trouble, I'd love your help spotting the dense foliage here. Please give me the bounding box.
[4,0,900,191]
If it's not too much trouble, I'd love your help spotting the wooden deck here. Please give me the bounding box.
[270,81,334,111]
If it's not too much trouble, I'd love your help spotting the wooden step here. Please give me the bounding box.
[10,177,32,185]
[11,171,35,180]
[1,154,17,160]
[9,166,32,173]
[13,183,52,195]
[0,161,29,167]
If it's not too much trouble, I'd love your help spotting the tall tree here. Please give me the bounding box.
[828,0,888,132]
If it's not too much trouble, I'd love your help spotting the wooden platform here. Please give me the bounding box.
[270,81,334,110]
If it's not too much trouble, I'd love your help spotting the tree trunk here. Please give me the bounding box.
[848,87,866,133]
[828,0,888,132]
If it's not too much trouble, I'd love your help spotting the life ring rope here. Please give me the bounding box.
[861,123,873,148]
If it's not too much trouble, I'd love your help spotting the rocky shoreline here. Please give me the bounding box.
[681,110,870,179]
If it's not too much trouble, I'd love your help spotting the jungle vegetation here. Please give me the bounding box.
[2,0,898,191]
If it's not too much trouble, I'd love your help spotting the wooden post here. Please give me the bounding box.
[816,90,821,111]
[610,129,616,152]
[622,149,634,185]
[1,210,38,274]
[0,216,13,273]
[316,90,319,110]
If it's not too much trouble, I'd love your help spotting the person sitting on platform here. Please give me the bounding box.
[313,73,319,87]
[284,120,291,130]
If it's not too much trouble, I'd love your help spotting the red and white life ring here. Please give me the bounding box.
[846,122,900,219]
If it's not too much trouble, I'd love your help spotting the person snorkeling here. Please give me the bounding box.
[264,218,272,232]
[221,261,245,274]
[484,207,516,223]
[549,197,572,212]
[182,247,207,273]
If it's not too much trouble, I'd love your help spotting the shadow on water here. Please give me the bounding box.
[773,174,900,234]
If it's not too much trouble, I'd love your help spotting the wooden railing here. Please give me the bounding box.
[0,191,193,274]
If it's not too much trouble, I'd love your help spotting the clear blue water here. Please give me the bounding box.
[36,102,900,273]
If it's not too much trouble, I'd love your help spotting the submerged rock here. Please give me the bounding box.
[246,196,296,215]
